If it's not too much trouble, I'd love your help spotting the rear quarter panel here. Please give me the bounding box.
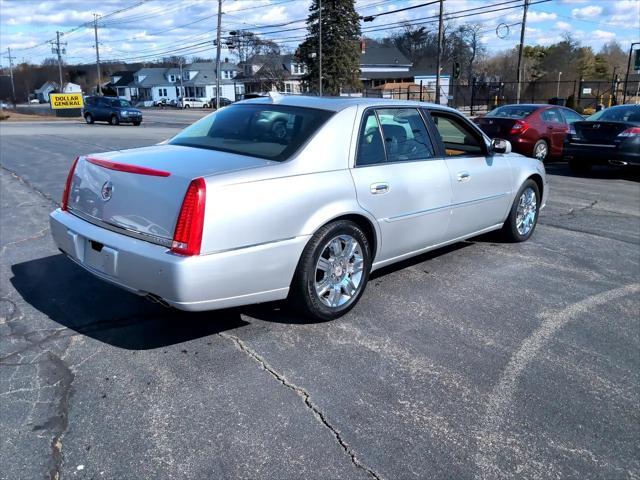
[198,106,379,254]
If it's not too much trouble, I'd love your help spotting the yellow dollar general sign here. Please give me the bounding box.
[50,93,84,109]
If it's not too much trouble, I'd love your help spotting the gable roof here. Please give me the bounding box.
[109,71,135,87]
[35,81,58,93]
[360,44,411,66]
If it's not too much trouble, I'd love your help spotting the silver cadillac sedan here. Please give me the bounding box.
[50,96,547,320]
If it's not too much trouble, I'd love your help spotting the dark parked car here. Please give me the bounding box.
[564,104,640,173]
[206,97,233,108]
[83,96,142,126]
[474,104,584,161]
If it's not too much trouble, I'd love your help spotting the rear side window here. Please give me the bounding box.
[356,108,435,166]
[430,112,485,157]
[356,110,386,166]
[169,104,334,162]
[588,105,640,122]
[486,105,538,119]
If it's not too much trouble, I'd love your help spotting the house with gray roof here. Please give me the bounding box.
[236,54,308,94]
[130,61,242,105]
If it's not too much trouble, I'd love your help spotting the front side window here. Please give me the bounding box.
[169,104,333,162]
[430,112,485,157]
[541,108,563,124]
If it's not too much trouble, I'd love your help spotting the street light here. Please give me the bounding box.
[556,71,562,98]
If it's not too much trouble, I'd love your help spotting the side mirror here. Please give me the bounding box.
[490,138,512,155]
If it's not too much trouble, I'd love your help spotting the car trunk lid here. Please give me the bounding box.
[572,121,630,144]
[67,144,274,245]
[475,117,522,137]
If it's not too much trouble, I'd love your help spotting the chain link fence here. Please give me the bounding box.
[359,78,640,116]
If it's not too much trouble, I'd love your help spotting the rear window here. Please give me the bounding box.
[169,104,334,161]
[587,106,640,123]
[486,105,538,119]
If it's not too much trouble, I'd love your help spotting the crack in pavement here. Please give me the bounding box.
[1,226,50,254]
[0,297,75,479]
[220,332,383,480]
[0,165,58,208]
[45,351,74,480]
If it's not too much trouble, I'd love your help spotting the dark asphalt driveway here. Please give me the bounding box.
[1,119,638,480]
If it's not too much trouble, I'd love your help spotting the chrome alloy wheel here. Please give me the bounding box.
[534,142,548,160]
[314,235,364,308]
[516,187,537,236]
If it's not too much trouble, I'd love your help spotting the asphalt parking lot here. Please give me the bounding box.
[1,114,638,480]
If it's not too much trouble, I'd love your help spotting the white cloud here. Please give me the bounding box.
[555,21,573,30]
[592,30,616,40]
[572,5,603,19]
[527,11,557,22]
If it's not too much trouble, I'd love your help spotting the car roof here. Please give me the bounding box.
[238,94,460,114]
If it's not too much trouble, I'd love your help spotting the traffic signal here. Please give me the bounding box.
[453,62,461,80]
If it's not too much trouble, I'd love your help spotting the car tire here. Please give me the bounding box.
[289,220,372,321]
[132,121,141,126]
[84,113,94,124]
[502,179,540,242]
[569,158,591,174]
[532,139,548,162]
[110,115,119,126]
[185,104,190,109]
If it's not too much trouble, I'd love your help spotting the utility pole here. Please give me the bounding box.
[435,0,444,104]
[515,0,529,104]
[93,14,102,95]
[50,31,67,89]
[318,0,323,96]
[215,0,222,109]
[179,59,184,100]
[4,47,16,102]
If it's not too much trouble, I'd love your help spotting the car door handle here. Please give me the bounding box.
[370,182,389,194]
[457,171,470,182]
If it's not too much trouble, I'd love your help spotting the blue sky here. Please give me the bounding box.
[1,0,638,67]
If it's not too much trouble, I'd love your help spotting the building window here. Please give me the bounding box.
[223,71,231,79]
[285,83,292,93]
[169,75,175,82]
[292,64,305,75]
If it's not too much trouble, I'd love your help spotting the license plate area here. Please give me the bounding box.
[83,237,118,276]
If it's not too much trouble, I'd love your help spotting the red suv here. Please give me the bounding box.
[474,104,584,162]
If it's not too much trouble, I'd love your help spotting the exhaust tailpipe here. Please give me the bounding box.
[146,293,172,309]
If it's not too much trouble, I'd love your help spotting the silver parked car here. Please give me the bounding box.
[50,96,547,320]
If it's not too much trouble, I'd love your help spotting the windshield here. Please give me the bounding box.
[485,105,538,119]
[587,105,640,123]
[169,104,334,161]
[111,99,132,108]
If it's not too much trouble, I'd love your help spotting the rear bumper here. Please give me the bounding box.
[563,142,640,165]
[50,209,308,311]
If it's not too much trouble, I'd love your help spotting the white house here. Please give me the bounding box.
[62,82,82,93]
[34,81,58,102]
[131,62,240,104]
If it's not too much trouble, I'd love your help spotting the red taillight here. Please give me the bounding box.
[510,120,530,135]
[617,127,640,137]
[61,156,79,211]
[171,178,206,256]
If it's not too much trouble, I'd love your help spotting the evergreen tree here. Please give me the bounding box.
[297,0,361,95]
